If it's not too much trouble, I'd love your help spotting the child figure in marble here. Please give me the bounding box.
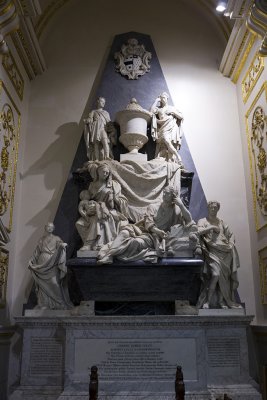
[150,92,183,164]
[84,97,116,161]
[28,222,72,310]
[196,201,241,309]
[76,163,128,251]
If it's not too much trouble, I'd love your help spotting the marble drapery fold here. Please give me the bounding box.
[102,159,181,222]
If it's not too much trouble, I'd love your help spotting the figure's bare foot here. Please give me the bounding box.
[167,247,175,256]
[79,245,93,251]
[202,302,209,309]
[230,303,243,309]
[219,303,229,309]
[97,256,113,264]
[194,247,202,256]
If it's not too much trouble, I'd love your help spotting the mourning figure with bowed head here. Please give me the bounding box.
[197,201,242,309]
[28,222,72,310]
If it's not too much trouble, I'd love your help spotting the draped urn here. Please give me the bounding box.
[115,99,152,155]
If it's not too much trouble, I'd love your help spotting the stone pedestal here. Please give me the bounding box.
[11,315,261,400]
[0,325,16,400]
[67,258,203,304]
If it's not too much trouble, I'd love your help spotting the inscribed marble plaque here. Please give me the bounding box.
[75,338,197,380]
[29,337,63,376]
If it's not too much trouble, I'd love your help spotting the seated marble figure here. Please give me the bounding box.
[76,163,129,251]
[97,186,200,264]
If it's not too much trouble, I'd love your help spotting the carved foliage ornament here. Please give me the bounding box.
[2,50,24,100]
[0,80,20,231]
[250,105,267,216]
[0,248,8,307]
[242,53,264,103]
[114,38,152,80]
[259,246,267,305]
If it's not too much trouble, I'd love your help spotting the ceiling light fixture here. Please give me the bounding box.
[216,1,227,13]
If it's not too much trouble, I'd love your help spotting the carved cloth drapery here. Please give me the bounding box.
[100,159,181,222]
[105,159,181,221]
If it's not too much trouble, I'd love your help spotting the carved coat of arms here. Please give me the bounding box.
[114,38,152,80]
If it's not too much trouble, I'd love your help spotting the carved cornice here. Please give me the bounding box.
[219,0,267,82]
[0,0,46,80]
[247,0,267,57]
[14,315,255,329]
[219,0,256,81]
[0,1,19,54]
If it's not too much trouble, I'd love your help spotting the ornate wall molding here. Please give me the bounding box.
[259,246,267,304]
[232,32,256,83]
[2,49,24,100]
[245,81,267,231]
[0,247,9,307]
[0,79,21,231]
[242,51,264,103]
[0,1,19,54]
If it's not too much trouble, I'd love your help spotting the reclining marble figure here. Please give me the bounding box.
[97,186,200,264]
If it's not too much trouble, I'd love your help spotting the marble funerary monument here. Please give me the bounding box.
[13,32,260,400]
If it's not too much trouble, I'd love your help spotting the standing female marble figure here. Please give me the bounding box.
[197,201,242,309]
[28,222,72,310]
[150,92,183,164]
[76,163,128,251]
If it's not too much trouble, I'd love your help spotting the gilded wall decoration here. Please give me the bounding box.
[0,247,9,307]
[245,82,267,230]
[2,50,24,100]
[0,80,20,231]
[259,246,267,305]
[242,52,264,103]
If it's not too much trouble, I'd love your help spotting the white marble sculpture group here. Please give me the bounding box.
[28,93,242,311]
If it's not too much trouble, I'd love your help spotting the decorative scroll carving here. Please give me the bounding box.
[245,82,267,230]
[0,248,9,307]
[0,80,21,231]
[2,50,24,100]
[242,53,264,103]
[114,38,152,80]
[251,105,267,216]
[259,246,267,305]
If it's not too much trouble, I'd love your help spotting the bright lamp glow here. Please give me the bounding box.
[216,1,227,12]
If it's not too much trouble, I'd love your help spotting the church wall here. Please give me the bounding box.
[0,34,31,323]
[0,33,32,399]
[8,0,256,319]
[234,36,267,325]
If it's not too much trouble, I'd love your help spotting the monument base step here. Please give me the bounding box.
[10,385,261,400]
